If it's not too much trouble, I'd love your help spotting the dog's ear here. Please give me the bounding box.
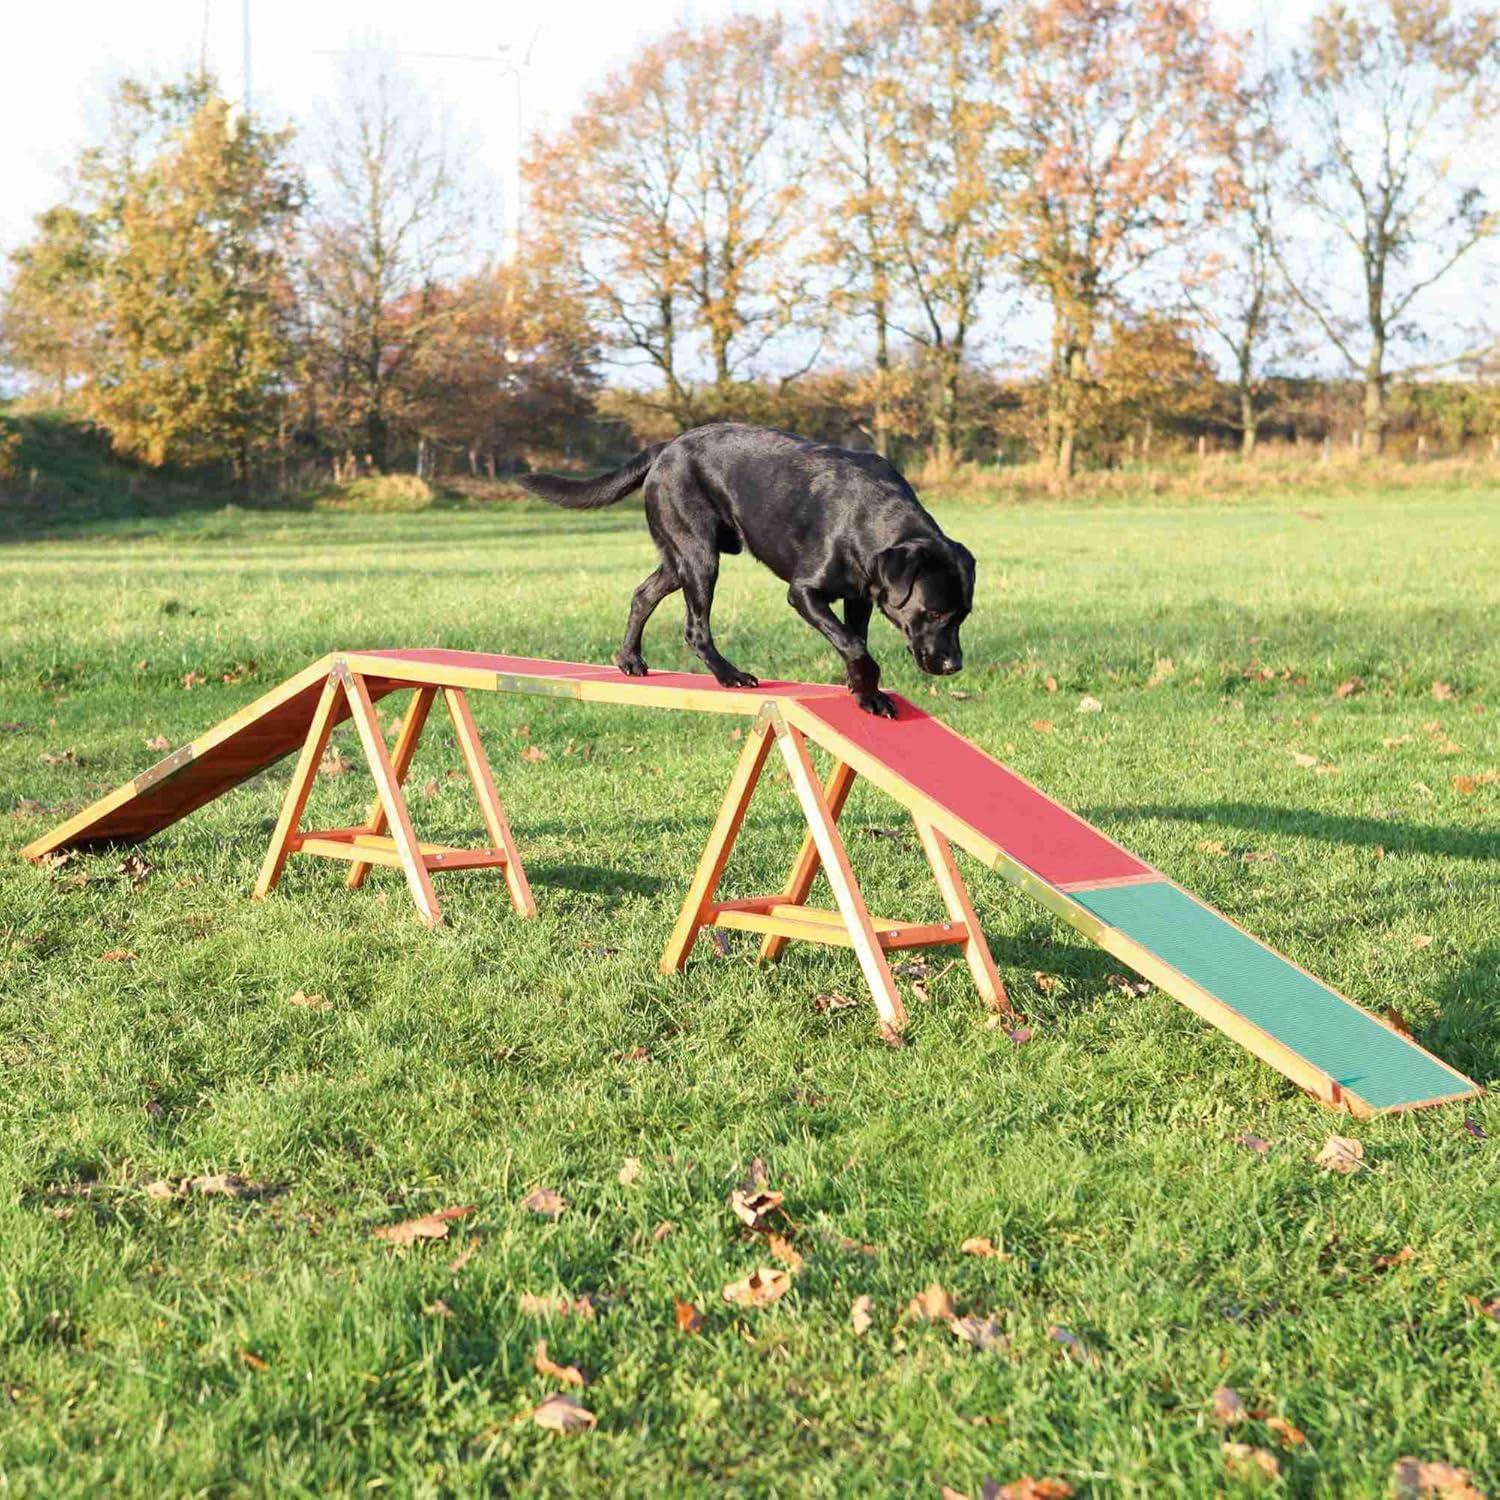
[874,540,937,607]
[950,541,976,606]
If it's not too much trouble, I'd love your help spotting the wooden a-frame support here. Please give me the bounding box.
[253,660,535,927]
[660,705,1012,1032]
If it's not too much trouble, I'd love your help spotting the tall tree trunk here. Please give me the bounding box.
[931,347,959,473]
[1056,344,1088,480]
[871,289,891,459]
[1239,382,1258,456]
[1362,337,1386,457]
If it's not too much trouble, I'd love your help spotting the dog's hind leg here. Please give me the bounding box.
[680,548,759,689]
[617,561,680,676]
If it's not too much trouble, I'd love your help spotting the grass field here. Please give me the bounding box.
[1,475,1497,1496]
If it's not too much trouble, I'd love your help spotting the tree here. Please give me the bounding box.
[1004,0,1242,477]
[2,77,303,487]
[1183,68,1300,454]
[527,16,809,423]
[303,57,474,472]
[1279,0,1499,453]
[1092,312,1218,456]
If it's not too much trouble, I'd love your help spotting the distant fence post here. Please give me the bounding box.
[1322,435,1332,465]
[1416,434,1427,462]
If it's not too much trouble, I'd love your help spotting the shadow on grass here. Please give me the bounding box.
[1086,801,1500,863]
[1428,944,1500,1085]
[526,862,668,899]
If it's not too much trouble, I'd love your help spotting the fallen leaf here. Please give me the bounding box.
[1264,1415,1307,1447]
[652,1220,674,1242]
[618,1157,642,1187]
[813,991,859,1013]
[99,948,137,963]
[181,671,207,690]
[1047,1325,1093,1364]
[1147,657,1175,688]
[729,1186,784,1231]
[520,744,548,763]
[448,1239,478,1272]
[1290,750,1320,768]
[1411,935,1434,950]
[1334,678,1365,699]
[422,777,440,797]
[1464,1117,1487,1141]
[850,1295,873,1336]
[1032,972,1060,993]
[1392,1457,1485,1499]
[674,1299,703,1334]
[722,1267,791,1308]
[534,1338,586,1387]
[1372,1246,1416,1272]
[1006,1026,1033,1044]
[184,1173,269,1199]
[374,1204,475,1246]
[318,746,352,777]
[962,1237,999,1257]
[767,1233,804,1271]
[990,1477,1074,1499]
[517,1293,595,1320]
[1465,1295,1499,1323]
[1030,719,1055,734]
[1043,675,1058,693]
[1198,838,1228,855]
[907,1282,957,1322]
[531,1393,595,1433]
[287,989,329,1010]
[1222,1442,1280,1481]
[239,1349,268,1372]
[1431,681,1456,701]
[1213,1385,1248,1425]
[425,1298,453,1318]
[145,734,172,751]
[709,930,732,957]
[1076,694,1103,714]
[951,1314,1007,1352]
[1236,1133,1271,1155]
[1314,1136,1364,1174]
[117,853,151,887]
[522,1186,568,1220]
[1106,973,1152,997]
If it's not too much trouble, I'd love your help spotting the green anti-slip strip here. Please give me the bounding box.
[1071,881,1470,1111]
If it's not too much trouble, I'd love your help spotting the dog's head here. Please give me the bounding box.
[872,538,975,677]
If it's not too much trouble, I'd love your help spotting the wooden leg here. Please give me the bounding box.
[914,815,1013,1015]
[660,718,775,972]
[775,723,907,1034]
[758,758,856,963]
[253,674,342,900]
[444,686,537,918]
[347,685,436,891]
[341,669,443,926]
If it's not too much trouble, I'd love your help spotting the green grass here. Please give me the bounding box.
[1,479,1497,1496]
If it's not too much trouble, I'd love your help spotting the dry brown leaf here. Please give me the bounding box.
[1236,1132,1271,1155]
[1148,657,1175,688]
[145,734,172,751]
[1077,694,1103,713]
[1213,1385,1248,1425]
[674,1299,704,1334]
[522,1186,568,1220]
[950,1315,1007,1353]
[1392,1457,1484,1499]
[1043,675,1058,693]
[520,744,548,763]
[722,1267,792,1308]
[117,853,151,887]
[1222,1442,1281,1481]
[813,991,859,1013]
[1334,677,1365,699]
[729,1186,784,1231]
[907,1282,957,1322]
[534,1338,586,1388]
[287,989,329,1010]
[850,1295,873,1337]
[180,671,207,690]
[422,777,440,797]
[184,1173,269,1199]
[767,1233,803,1271]
[1198,838,1228,854]
[652,1220,674,1242]
[1032,971,1060,993]
[1265,1416,1307,1447]
[517,1293,595,1320]
[1290,750,1320,768]
[318,746,353,777]
[990,1478,1074,1499]
[1106,973,1152,997]
[618,1157,642,1187]
[1372,1246,1416,1272]
[531,1393,595,1433]
[374,1204,475,1247]
[240,1349,268,1371]
[1314,1135,1365,1174]
[1030,719,1055,734]
[425,1298,453,1318]
[99,948,137,963]
[1430,681,1456,701]
[961,1237,999,1257]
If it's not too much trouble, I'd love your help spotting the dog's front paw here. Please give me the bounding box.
[616,652,649,677]
[856,690,898,719]
[717,667,759,689]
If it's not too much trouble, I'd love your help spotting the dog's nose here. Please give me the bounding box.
[936,655,962,675]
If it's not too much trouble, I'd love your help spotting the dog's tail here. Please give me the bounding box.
[516,443,668,510]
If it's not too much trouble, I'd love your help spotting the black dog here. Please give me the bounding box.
[518,423,975,717]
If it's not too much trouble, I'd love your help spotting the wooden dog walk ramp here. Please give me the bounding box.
[22,648,1480,1118]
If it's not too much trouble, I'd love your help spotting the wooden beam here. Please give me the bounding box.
[914,815,1013,1015]
[443,686,536,918]
[252,673,342,901]
[347,685,436,891]
[773,720,907,1034]
[659,716,775,972]
[759,758,856,963]
[341,668,443,926]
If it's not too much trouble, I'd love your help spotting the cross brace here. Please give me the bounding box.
[659,705,1012,1032]
[252,662,535,927]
